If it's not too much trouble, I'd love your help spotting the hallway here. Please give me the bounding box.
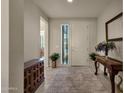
[1,0,123,93]
[36,66,112,93]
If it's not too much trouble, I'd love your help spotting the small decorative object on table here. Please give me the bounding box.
[95,41,116,58]
[50,53,60,68]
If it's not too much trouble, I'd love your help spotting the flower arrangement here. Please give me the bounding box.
[95,41,116,55]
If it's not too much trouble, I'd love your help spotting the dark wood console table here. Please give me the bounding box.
[94,56,122,93]
[24,58,44,93]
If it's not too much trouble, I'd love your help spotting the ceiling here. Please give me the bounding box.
[33,0,112,18]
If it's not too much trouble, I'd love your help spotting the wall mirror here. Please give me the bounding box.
[106,12,123,41]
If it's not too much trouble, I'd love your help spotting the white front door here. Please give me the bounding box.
[71,22,89,66]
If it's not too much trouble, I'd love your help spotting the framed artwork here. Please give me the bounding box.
[106,12,123,41]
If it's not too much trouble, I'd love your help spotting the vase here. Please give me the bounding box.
[52,61,56,68]
[105,56,108,59]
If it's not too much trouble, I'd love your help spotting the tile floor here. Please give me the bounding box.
[35,66,115,93]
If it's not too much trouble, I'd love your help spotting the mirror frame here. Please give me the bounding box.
[106,12,123,41]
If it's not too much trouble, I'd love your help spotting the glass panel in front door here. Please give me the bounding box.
[61,24,69,64]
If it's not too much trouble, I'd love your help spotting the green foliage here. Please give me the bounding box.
[89,52,96,61]
[95,41,116,52]
[50,53,60,61]
[107,42,116,50]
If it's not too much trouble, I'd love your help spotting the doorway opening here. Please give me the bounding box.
[61,24,70,65]
[40,17,45,57]
[40,16,49,67]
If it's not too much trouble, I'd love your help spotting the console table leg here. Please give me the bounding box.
[94,61,98,75]
[110,73,115,93]
[104,66,107,76]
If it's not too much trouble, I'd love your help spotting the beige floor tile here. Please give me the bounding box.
[35,66,117,93]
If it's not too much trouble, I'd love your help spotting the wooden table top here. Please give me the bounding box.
[24,57,44,69]
[96,56,122,69]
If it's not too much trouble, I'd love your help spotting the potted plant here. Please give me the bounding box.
[50,53,60,68]
[89,52,97,61]
[95,41,116,57]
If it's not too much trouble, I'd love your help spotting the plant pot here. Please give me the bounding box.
[52,61,56,68]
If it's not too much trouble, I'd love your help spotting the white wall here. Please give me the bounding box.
[97,0,122,43]
[24,0,48,62]
[49,18,97,66]
[9,0,24,93]
[97,0,123,86]
[1,0,9,93]
[97,0,122,61]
